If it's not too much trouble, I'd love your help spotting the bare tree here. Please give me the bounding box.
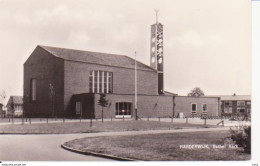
[0,90,7,118]
[0,90,7,105]
[188,87,205,97]
[49,83,55,118]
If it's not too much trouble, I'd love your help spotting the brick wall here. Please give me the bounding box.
[64,61,158,111]
[93,94,174,119]
[23,46,64,117]
[174,96,220,117]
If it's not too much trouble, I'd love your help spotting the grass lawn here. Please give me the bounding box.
[63,131,250,161]
[0,120,211,134]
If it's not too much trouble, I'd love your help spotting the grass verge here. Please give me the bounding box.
[63,131,250,161]
[0,120,212,134]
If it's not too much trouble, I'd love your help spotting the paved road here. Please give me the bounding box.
[0,133,111,161]
[0,127,230,161]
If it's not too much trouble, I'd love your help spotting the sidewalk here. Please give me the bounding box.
[148,118,251,127]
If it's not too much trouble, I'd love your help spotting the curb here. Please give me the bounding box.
[61,144,136,161]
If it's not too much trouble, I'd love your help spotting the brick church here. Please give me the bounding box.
[23,19,220,118]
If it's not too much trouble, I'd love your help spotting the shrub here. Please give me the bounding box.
[229,125,251,153]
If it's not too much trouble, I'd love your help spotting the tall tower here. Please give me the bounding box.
[150,10,164,94]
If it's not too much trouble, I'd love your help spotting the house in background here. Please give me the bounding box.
[220,94,251,116]
[208,94,251,117]
[0,103,4,117]
[6,96,23,117]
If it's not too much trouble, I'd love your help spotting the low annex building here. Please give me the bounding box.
[23,19,220,118]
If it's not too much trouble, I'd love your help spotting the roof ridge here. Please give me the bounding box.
[39,45,128,57]
[37,45,156,72]
[120,55,157,71]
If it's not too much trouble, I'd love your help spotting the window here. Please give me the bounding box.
[89,71,113,93]
[31,78,36,101]
[115,102,132,117]
[191,104,197,114]
[237,101,245,107]
[202,104,207,114]
[89,71,93,93]
[76,102,81,115]
[15,105,23,112]
[224,107,232,113]
[224,101,232,107]
[237,108,245,113]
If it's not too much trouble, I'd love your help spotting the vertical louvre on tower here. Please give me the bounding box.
[150,21,164,94]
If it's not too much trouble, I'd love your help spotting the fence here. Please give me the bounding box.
[0,116,133,126]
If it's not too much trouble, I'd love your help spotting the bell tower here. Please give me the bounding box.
[150,10,164,94]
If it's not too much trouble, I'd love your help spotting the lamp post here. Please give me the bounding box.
[134,51,138,120]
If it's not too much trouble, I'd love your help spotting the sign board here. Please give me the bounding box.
[178,112,184,118]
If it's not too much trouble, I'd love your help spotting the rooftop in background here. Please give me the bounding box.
[207,94,251,101]
[37,45,155,72]
[7,96,23,105]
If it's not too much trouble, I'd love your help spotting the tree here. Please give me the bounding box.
[188,87,205,97]
[0,90,6,105]
[9,96,15,117]
[98,94,109,123]
[0,90,7,118]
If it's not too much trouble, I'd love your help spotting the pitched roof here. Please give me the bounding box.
[39,45,156,72]
[7,96,23,105]
[207,95,251,101]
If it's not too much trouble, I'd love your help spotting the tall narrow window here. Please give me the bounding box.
[94,71,98,92]
[31,78,36,101]
[89,71,93,93]
[104,71,107,93]
[108,72,113,93]
[191,103,197,114]
[89,71,113,93]
[99,71,102,93]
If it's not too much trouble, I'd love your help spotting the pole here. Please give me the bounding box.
[102,107,104,123]
[135,51,138,120]
[155,9,159,24]
[90,112,93,127]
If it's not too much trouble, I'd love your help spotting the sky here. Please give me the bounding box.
[0,0,251,103]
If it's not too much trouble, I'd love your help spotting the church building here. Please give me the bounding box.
[23,18,220,118]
